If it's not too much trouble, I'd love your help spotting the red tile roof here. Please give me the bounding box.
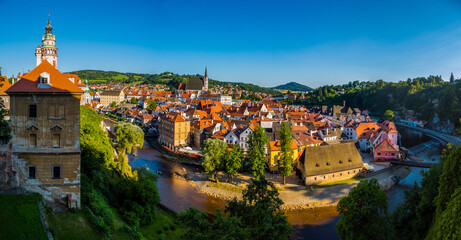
[6,61,84,94]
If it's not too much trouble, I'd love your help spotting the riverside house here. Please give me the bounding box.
[298,142,363,185]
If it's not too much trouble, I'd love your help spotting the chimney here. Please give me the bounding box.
[343,100,346,107]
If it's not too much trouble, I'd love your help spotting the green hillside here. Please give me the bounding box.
[272,82,313,91]
[67,70,280,94]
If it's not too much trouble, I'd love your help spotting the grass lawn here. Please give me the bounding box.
[209,181,243,193]
[0,194,48,240]
[312,177,365,189]
[141,209,185,240]
[47,210,103,240]
[46,207,183,240]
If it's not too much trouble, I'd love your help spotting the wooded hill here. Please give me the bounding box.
[68,70,281,95]
[272,82,313,92]
[305,76,461,133]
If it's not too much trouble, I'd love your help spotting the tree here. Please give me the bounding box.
[130,97,138,104]
[179,176,293,240]
[225,145,243,181]
[110,101,118,108]
[287,90,292,94]
[435,145,461,216]
[433,188,461,240]
[117,168,160,226]
[115,122,144,154]
[278,122,293,184]
[202,138,227,182]
[226,176,293,240]
[450,72,455,83]
[336,178,393,240]
[114,122,144,177]
[146,99,157,112]
[383,110,394,121]
[247,125,269,179]
[391,181,421,240]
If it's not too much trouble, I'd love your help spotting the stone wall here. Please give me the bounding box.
[304,168,362,185]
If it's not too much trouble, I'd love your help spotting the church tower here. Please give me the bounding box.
[35,15,58,68]
[203,67,209,91]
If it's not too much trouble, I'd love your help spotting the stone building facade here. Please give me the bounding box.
[100,90,125,106]
[6,60,83,207]
[158,112,190,151]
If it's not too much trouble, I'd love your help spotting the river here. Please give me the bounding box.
[107,119,440,239]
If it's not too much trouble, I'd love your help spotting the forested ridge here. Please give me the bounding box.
[68,70,281,95]
[305,76,461,131]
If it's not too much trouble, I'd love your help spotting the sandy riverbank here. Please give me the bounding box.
[184,166,411,210]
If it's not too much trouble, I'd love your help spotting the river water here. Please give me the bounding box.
[107,119,440,239]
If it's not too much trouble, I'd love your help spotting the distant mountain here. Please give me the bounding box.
[272,82,313,92]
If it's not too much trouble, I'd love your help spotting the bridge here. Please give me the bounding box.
[390,160,438,168]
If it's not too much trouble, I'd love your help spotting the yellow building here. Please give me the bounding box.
[267,140,299,172]
[100,90,125,106]
[158,112,190,151]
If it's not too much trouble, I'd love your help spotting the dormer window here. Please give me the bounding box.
[38,72,52,88]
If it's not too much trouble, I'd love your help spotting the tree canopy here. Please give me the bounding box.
[202,138,228,182]
[114,122,144,154]
[278,122,293,184]
[179,176,292,240]
[225,145,243,181]
[383,110,395,121]
[247,125,269,179]
[336,178,392,240]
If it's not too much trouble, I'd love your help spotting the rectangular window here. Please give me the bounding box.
[42,77,48,84]
[52,166,61,179]
[28,166,36,179]
[52,134,60,148]
[30,134,37,147]
[29,105,37,118]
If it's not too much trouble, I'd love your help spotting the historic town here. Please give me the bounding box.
[1,1,461,239]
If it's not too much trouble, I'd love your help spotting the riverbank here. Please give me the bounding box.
[187,165,411,210]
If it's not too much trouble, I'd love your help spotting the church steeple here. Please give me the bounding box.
[203,66,209,91]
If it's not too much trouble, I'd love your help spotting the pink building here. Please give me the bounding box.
[374,139,400,161]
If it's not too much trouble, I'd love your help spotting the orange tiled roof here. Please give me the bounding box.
[269,140,298,151]
[375,139,398,152]
[6,61,84,94]
[0,76,12,95]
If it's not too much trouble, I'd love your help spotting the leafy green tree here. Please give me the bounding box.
[383,110,395,121]
[226,176,293,240]
[391,181,421,240]
[247,125,269,179]
[130,97,138,104]
[278,122,293,184]
[114,122,144,177]
[116,168,160,226]
[146,99,157,111]
[225,145,243,181]
[450,72,455,83]
[110,101,118,108]
[115,122,144,154]
[179,177,293,240]
[435,145,461,215]
[433,188,461,240]
[336,178,393,240]
[202,138,227,182]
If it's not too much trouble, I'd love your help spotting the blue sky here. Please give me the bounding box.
[1,0,461,87]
